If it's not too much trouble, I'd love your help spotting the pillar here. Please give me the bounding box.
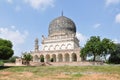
[69,54,72,62]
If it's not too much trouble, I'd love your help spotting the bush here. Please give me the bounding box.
[0,60,4,66]
[109,55,120,64]
[9,56,18,63]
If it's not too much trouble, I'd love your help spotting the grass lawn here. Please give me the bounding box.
[0,65,120,80]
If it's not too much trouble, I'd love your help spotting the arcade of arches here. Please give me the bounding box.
[33,53,79,62]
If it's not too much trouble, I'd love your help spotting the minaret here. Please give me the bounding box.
[35,38,39,52]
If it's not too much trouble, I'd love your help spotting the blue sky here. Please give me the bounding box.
[0,0,120,56]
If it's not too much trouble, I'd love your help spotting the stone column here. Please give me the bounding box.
[56,56,59,62]
[44,57,47,62]
[77,54,81,62]
[69,54,72,62]
[63,54,65,62]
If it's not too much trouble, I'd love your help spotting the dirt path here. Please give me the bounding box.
[0,71,120,80]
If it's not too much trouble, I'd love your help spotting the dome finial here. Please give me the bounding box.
[61,10,63,16]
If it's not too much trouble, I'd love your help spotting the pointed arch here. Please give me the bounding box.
[46,54,50,62]
[44,46,48,51]
[72,53,77,61]
[49,45,54,50]
[65,53,70,62]
[55,45,59,50]
[67,44,72,49]
[34,55,39,62]
[61,44,66,50]
[58,54,63,62]
[40,55,44,62]
[52,54,56,62]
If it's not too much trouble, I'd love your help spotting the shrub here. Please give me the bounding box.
[0,60,4,66]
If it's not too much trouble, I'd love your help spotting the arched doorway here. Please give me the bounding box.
[34,55,39,62]
[65,53,70,62]
[72,53,77,61]
[40,55,44,62]
[58,54,63,62]
[52,54,56,62]
[46,54,50,62]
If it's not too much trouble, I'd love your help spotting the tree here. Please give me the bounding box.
[9,56,19,63]
[0,39,13,48]
[0,38,14,60]
[101,38,115,61]
[0,46,14,60]
[109,44,120,64]
[80,36,115,62]
[80,48,87,61]
[83,36,101,61]
[22,52,33,65]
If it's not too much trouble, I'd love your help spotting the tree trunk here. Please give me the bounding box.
[93,56,95,61]
[93,53,96,61]
[104,55,107,62]
[26,61,29,66]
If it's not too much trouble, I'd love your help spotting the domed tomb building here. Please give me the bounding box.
[31,15,81,63]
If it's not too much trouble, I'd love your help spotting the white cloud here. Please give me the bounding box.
[93,23,101,28]
[105,0,120,6]
[0,26,29,56]
[6,0,13,4]
[76,32,87,47]
[115,13,120,23]
[24,0,55,10]
[0,26,28,46]
[113,39,120,43]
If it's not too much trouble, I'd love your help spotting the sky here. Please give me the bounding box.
[0,0,120,56]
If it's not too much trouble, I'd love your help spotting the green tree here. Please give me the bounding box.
[101,38,115,61]
[83,36,101,61]
[81,36,115,62]
[22,52,33,65]
[80,48,87,61]
[9,56,19,63]
[0,38,14,60]
[0,39,13,48]
[109,44,120,64]
[0,46,14,60]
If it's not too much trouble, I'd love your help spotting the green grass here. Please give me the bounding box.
[1,65,120,75]
[0,65,120,80]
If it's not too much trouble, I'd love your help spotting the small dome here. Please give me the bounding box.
[49,16,76,37]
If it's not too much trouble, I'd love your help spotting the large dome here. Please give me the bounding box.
[49,16,76,37]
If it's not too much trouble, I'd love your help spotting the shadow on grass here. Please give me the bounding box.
[0,66,12,70]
